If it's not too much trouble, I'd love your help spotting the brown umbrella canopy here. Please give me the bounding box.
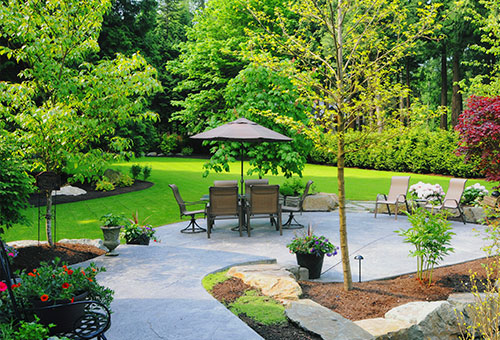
[190,118,292,143]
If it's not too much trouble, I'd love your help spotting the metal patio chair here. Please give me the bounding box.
[374,176,410,220]
[169,184,206,233]
[206,186,242,238]
[245,184,282,237]
[425,178,468,224]
[281,180,313,229]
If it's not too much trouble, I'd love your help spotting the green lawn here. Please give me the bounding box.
[3,157,494,242]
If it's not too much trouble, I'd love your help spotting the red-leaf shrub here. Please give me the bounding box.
[456,95,500,182]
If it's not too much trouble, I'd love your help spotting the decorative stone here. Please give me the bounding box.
[284,264,309,281]
[462,206,486,224]
[227,264,302,302]
[286,299,374,340]
[303,193,339,211]
[104,169,122,183]
[52,185,87,196]
[146,152,157,157]
[354,318,412,338]
[59,238,108,251]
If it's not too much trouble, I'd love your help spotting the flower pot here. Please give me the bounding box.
[31,291,88,334]
[296,253,324,279]
[126,234,150,245]
[100,225,122,256]
[492,190,500,197]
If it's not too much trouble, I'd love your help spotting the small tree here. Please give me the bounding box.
[456,95,500,183]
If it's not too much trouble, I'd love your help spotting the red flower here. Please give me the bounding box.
[28,273,36,277]
[0,282,7,292]
[62,283,70,289]
[63,265,68,271]
[71,297,75,303]
[87,278,93,282]
[40,294,49,302]
[81,270,86,276]
[67,269,74,275]
[11,283,21,289]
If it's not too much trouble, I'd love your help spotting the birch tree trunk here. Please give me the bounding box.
[45,190,54,247]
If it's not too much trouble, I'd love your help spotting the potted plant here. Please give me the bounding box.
[121,212,159,245]
[100,213,127,256]
[10,258,113,334]
[286,224,338,279]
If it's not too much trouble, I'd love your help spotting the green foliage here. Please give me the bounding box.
[180,146,194,156]
[117,173,134,187]
[160,133,181,154]
[100,213,127,227]
[461,183,489,206]
[121,211,158,243]
[142,165,152,181]
[95,179,116,192]
[0,134,34,233]
[396,208,455,285]
[229,290,286,326]
[130,164,142,180]
[202,270,231,292]
[309,127,480,178]
[279,178,305,196]
[0,316,58,340]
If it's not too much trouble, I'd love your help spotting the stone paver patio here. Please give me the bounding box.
[82,202,487,339]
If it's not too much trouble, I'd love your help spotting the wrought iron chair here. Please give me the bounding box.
[281,180,313,229]
[169,184,207,233]
[425,178,468,224]
[245,185,282,237]
[206,186,242,238]
[374,176,410,220]
[0,238,111,339]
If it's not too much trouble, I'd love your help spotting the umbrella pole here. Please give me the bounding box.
[240,145,244,197]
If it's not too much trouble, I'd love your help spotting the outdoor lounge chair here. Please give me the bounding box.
[245,185,282,237]
[425,178,468,224]
[206,186,242,238]
[281,180,313,229]
[169,184,206,233]
[374,176,410,220]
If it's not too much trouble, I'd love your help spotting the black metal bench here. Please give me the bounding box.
[0,238,111,339]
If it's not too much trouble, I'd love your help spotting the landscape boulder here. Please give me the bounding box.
[303,193,339,211]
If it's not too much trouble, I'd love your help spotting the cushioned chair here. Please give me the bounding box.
[245,185,282,237]
[281,180,313,229]
[425,178,467,224]
[169,184,206,233]
[374,176,410,220]
[206,186,242,238]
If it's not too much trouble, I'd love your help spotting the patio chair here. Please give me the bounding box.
[281,180,313,229]
[245,185,282,237]
[206,186,242,238]
[244,179,269,199]
[374,176,410,220]
[214,180,238,187]
[169,184,206,233]
[425,178,467,224]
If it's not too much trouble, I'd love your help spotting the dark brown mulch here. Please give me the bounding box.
[28,180,153,207]
[9,243,105,273]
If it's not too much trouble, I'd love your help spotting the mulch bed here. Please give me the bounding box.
[28,180,153,207]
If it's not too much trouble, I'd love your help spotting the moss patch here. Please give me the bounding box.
[202,270,231,292]
[229,290,286,326]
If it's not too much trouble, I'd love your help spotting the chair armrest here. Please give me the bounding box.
[396,194,407,203]
[376,194,387,202]
[185,200,207,206]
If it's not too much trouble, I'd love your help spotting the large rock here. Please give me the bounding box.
[303,193,339,211]
[286,299,373,340]
[462,206,486,224]
[384,301,460,340]
[227,264,302,303]
[354,318,412,338]
[59,238,108,251]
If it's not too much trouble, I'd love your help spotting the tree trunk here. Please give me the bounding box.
[45,190,54,247]
[451,51,462,127]
[440,43,448,130]
[405,57,411,110]
[335,0,353,291]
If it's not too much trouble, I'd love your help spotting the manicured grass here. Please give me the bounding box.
[3,157,494,242]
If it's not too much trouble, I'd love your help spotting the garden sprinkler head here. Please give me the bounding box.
[354,255,364,283]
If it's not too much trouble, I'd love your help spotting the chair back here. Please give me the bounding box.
[248,185,280,215]
[213,180,238,187]
[209,186,239,216]
[168,184,187,215]
[443,178,467,208]
[245,179,269,199]
[298,180,313,210]
[387,176,410,202]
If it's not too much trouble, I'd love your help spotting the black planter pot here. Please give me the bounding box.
[492,190,500,197]
[126,234,150,245]
[31,291,88,334]
[296,253,325,279]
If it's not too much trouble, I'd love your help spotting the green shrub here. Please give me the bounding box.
[202,270,231,292]
[181,146,194,156]
[142,165,152,180]
[309,127,481,177]
[279,178,305,196]
[160,133,181,154]
[117,173,134,187]
[130,164,142,179]
[95,178,115,192]
[229,290,286,325]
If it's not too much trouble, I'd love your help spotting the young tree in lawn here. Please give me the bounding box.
[0,0,162,246]
[245,0,438,290]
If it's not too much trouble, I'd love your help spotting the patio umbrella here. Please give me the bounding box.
[190,118,292,195]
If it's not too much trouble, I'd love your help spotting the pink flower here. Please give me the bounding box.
[0,282,7,292]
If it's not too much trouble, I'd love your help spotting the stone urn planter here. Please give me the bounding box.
[100,226,122,256]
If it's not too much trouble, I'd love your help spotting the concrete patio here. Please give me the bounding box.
[85,202,487,339]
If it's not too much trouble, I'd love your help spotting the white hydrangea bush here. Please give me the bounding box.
[462,183,489,206]
[408,181,445,201]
